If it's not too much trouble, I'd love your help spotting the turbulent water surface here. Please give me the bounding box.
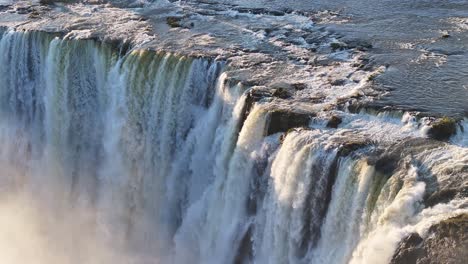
[0,1,467,264]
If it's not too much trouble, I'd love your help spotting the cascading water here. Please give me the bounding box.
[0,29,466,264]
[0,29,243,262]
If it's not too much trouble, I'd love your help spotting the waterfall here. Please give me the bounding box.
[0,29,466,264]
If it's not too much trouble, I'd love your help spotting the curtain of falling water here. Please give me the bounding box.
[0,30,245,262]
[0,30,467,264]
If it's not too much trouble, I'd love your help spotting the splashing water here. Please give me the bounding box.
[0,30,466,264]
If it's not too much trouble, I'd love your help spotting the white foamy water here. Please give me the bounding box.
[0,29,466,264]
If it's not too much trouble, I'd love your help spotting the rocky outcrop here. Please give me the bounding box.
[368,138,442,174]
[337,139,371,156]
[266,110,313,136]
[427,117,457,141]
[271,88,292,99]
[391,233,425,264]
[391,214,468,264]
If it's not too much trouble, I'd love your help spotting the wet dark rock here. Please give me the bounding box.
[427,117,457,141]
[369,137,442,175]
[326,115,342,128]
[234,7,285,16]
[240,87,271,131]
[344,39,373,51]
[330,41,347,51]
[391,233,425,264]
[280,127,311,143]
[391,214,468,264]
[441,32,451,38]
[0,4,9,8]
[336,98,363,113]
[28,10,41,19]
[330,79,346,86]
[266,110,313,136]
[39,0,78,5]
[166,16,183,28]
[16,6,34,14]
[374,154,400,175]
[365,137,466,211]
[337,138,371,156]
[292,83,307,90]
[367,72,379,81]
[425,188,467,208]
[271,88,292,99]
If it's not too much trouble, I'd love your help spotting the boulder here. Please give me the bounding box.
[427,117,457,141]
[391,214,468,264]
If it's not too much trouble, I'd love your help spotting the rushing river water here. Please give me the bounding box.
[202,0,468,117]
[0,29,466,264]
[0,1,467,264]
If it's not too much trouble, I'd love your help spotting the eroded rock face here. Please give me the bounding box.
[391,233,425,264]
[266,110,313,136]
[391,214,468,264]
[337,138,371,156]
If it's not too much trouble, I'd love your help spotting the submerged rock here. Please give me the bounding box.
[391,214,468,264]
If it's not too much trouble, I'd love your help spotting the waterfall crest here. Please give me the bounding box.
[0,30,466,264]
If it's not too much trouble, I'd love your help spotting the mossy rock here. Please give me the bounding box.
[427,117,457,141]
